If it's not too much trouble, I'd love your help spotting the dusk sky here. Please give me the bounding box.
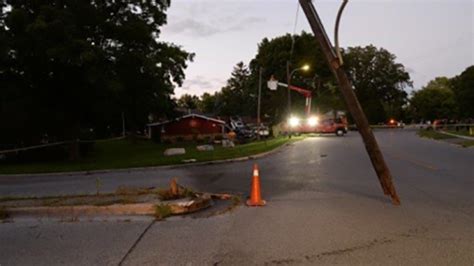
[161,0,473,97]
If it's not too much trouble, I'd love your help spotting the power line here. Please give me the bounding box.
[289,0,300,62]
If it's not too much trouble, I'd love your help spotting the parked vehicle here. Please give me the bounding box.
[236,126,255,139]
[387,119,404,128]
[229,116,245,130]
[253,125,270,138]
[228,116,255,140]
[285,115,348,136]
[313,117,348,136]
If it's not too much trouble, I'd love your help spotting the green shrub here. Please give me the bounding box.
[154,204,172,220]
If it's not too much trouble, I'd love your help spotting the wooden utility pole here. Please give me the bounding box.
[257,66,263,140]
[286,61,292,115]
[257,66,263,126]
[299,0,401,205]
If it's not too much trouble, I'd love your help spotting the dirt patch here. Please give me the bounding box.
[189,195,242,219]
[0,206,9,220]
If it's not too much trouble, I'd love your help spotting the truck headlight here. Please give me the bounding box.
[288,116,300,128]
[307,116,319,126]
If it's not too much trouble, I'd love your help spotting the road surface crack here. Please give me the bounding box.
[117,219,156,266]
[265,238,394,265]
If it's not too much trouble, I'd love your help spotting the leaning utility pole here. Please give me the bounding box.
[257,66,263,126]
[299,0,401,205]
[257,66,263,140]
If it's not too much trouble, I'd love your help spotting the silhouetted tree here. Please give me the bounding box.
[0,1,193,158]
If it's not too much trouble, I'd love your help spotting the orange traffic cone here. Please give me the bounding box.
[246,164,266,206]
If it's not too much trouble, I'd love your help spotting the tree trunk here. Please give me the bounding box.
[68,140,80,161]
[68,122,81,161]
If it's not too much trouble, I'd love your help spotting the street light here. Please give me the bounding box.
[286,62,310,138]
[289,64,310,83]
[286,62,310,116]
[301,64,310,71]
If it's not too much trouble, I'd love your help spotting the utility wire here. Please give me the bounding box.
[289,0,300,62]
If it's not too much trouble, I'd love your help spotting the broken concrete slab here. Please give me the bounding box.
[163,148,186,156]
[222,139,235,148]
[196,145,214,151]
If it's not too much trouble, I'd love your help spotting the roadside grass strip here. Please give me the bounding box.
[0,136,302,174]
[418,129,474,148]
[461,140,474,147]
[445,129,472,137]
[417,129,455,140]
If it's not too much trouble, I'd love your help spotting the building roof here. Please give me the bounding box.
[147,113,226,127]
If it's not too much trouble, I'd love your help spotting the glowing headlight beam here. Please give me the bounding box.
[307,116,319,126]
[288,117,300,128]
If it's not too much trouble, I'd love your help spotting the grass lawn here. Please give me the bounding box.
[418,129,474,148]
[461,140,474,148]
[0,136,303,174]
[417,129,456,140]
[445,129,473,137]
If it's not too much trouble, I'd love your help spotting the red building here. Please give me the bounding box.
[147,114,226,142]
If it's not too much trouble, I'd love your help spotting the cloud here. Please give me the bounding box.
[165,19,221,37]
[177,76,226,96]
[163,4,267,38]
[165,17,266,37]
[181,76,214,90]
[224,17,267,32]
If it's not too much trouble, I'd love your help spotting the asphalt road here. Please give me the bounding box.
[1,130,473,265]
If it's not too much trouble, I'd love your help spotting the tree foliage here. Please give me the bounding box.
[451,65,474,118]
[408,66,474,121]
[409,77,457,121]
[0,0,193,146]
[213,62,253,116]
[201,32,342,122]
[197,92,218,114]
[248,32,339,122]
[206,33,411,124]
[177,94,200,110]
[342,45,412,123]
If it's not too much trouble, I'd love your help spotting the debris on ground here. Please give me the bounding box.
[157,178,196,200]
[0,178,238,221]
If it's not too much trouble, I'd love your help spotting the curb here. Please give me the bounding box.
[0,140,299,177]
[5,196,212,218]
